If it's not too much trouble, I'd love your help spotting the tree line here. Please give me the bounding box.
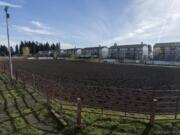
[0,41,60,56]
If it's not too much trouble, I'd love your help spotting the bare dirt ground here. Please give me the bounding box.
[1,59,179,114]
[12,59,180,90]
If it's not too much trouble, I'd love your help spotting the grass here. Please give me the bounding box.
[50,99,180,135]
[0,73,59,134]
[0,73,179,134]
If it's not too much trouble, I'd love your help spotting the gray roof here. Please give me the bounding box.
[64,46,107,51]
[82,46,107,50]
[64,48,80,51]
[154,42,180,47]
[110,44,148,49]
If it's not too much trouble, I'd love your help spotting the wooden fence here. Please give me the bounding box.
[0,63,179,126]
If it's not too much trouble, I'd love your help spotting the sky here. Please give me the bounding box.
[0,0,180,49]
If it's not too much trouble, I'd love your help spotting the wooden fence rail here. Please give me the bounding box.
[0,64,180,126]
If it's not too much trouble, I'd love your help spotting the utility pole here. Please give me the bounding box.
[5,6,13,79]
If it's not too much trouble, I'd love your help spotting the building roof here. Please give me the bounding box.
[110,44,148,49]
[64,48,81,51]
[82,46,107,50]
[154,42,180,47]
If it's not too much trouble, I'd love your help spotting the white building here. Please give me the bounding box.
[80,46,108,58]
[109,43,150,60]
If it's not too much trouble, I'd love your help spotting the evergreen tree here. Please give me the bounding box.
[51,43,56,50]
[0,40,63,56]
[19,41,24,55]
[56,42,60,51]
[45,42,50,51]
[15,45,19,55]
[0,45,8,56]
[10,47,14,56]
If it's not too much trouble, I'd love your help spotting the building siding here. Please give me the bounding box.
[109,44,150,60]
[154,42,180,61]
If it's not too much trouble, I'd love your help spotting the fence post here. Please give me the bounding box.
[124,92,127,118]
[32,74,36,91]
[0,65,1,73]
[36,76,39,92]
[149,98,157,125]
[0,65,3,73]
[46,85,50,107]
[22,74,26,89]
[76,98,82,128]
[174,95,179,120]
[3,64,5,73]
[55,76,60,98]
[15,70,18,81]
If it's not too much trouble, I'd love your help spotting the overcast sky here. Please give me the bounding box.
[0,0,180,49]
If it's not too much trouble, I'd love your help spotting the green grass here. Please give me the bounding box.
[0,73,59,135]
[0,73,179,135]
[50,99,180,135]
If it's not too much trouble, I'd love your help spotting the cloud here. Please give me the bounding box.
[31,21,42,28]
[103,0,180,46]
[14,25,54,35]
[5,0,180,48]
[31,21,50,29]
[105,18,163,44]
[0,1,22,8]
[14,20,54,35]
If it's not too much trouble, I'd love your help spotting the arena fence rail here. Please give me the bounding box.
[0,63,179,127]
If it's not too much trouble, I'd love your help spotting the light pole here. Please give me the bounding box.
[4,6,13,79]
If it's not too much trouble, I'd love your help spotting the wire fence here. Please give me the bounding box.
[0,63,179,127]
